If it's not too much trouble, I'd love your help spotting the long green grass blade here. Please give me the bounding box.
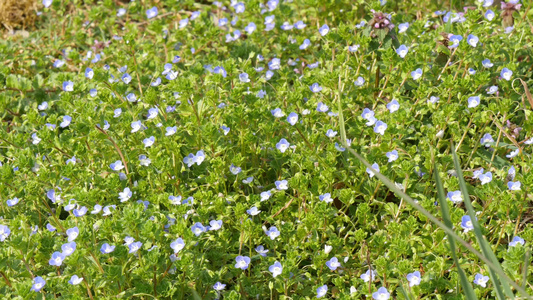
[334,105,530,298]
[398,282,413,300]
[434,162,477,299]
[523,249,530,289]
[451,147,513,299]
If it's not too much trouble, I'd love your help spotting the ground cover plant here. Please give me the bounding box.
[1,0,533,298]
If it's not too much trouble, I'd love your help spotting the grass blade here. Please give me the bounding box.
[451,146,513,299]
[523,249,530,290]
[398,282,413,300]
[434,162,477,299]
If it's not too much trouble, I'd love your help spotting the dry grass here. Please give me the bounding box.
[0,0,39,31]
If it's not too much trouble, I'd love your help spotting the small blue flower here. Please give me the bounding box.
[85,68,94,79]
[319,193,332,203]
[386,99,400,113]
[119,187,132,203]
[7,197,20,207]
[271,108,285,118]
[265,226,280,240]
[147,107,159,119]
[482,59,493,68]
[260,191,272,201]
[43,0,52,8]
[170,238,185,253]
[63,81,74,92]
[319,24,329,36]
[508,181,521,191]
[372,287,390,300]
[128,241,142,254]
[255,245,269,256]
[268,58,280,70]
[0,225,11,242]
[326,129,337,138]
[287,112,298,126]
[316,285,328,298]
[100,243,116,254]
[406,271,421,287]
[218,18,228,27]
[316,102,329,112]
[146,7,158,19]
[31,276,46,292]
[46,223,56,232]
[473,274,489,287]
[275,180,288,190]
[310,83,322,93]
[191,222,206,236]
[386,150,398,162]
[230,164,242,175]
[366,163,380,178]
[143,136,155,148]
[300,39,311,50]
[447,191,463,204]
[487,85,498,95]
[68,275,83,285]
[361,269,377,282]
[461,215,474,232]
[235,256,251,270]
[509,236,525,247]
[325,257,341,271]
[354,76,365,86]
[411,68,423,80]
[247,206,261,216]
[398,22,409,33]
[276,138,290,153]
[396,45,408,58]
[60,115,72,128]
[500,68,513,81]
[73,206,87,217]
[239,73,250,83]
[49,251,66,266]
[485,10,495,21]
[213,282,226,291]
[468,96,480,108]
[374,121,387,135]
[61,242,77,256]
[269,261,283,277]
[110,160,124,171]
[467,34,479,47]
[66,227,79,241]
[209,220,223,231]
[221,125,230,135]
[245,22,257,34]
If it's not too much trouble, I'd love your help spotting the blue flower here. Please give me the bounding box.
[508,166,516,180]
[268,58,280,70]
[269,261,283,277]
[73,206,87,217]
[31,276,46,292]
[461,215,474,232]
[146,7,158,19]
[221,125,230,135]
[239,73,250,83]
[366,163,380,178]
[485,10,495,21]
[62,81,74,92]
[271,108,285,118]
[316,102,329,112]
[406,271,421,287]
[294,20,306,29]
[147,107,159,119]
[299,39,311,50]
[209,220,223,231]
[49,251,66,266]
[218,17,228,27]
[246,206,261,216]
[316,285,328,298]
[447,191,463,204]
[213,66,227,77]
[213,282,226,291]
[46,223,56,232]
[372,287,390,300]
[325,257,341,271]
[275,180,288,190]
[348,44,360,52]
[143,136,155,147]
[110,160,124,171]
[354,76,365,86]
[100,243,116,254]
[245,22,257,34]
[374,121,387,135]
[119,187,132,202]
[255,245,269,256]
[508,181,521,191]
[191,222,206,236]
[66,227,79,241]
[500,68,513,81]
[309,83,322,93]
[509,236,525,247]
[396,45,408,58]
[386,150,398,162]
[319,24,329,36]
[60,115,72,128]
[128,241,142,254]
[361,269,377,282]
[0,225,11,242]
[265,226,280,240]
[85,68,94,79]
[326,129,337,138]
[43,0,52,8]
[386,99,399,113]
[411,68,423,80]
[319,193,332,203]
[170,238,185,253]
[398,22,409,33]
[61,242,76,256]
[260,191,272,201]
[467,34,479,47]
[276,139,291,153]
[473,274,489,287]
[287,112,298,126]
[68,275,83,285]
[482,59,493,68]
[230,164,242,175]
[468,96,480,108]
[7,197,20,207]
[487,85,498,95]
[235,256,251,270]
